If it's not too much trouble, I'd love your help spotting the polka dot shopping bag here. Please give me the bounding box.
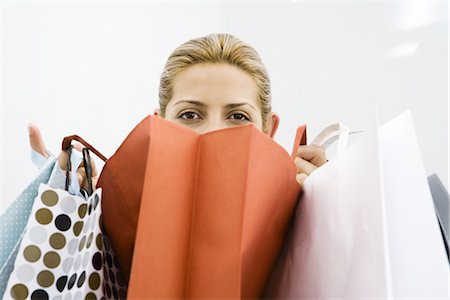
[5,141,127,300]
[5,185,127,300]
[0,158,56,298]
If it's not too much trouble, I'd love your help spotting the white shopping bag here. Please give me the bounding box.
[265,111,449,298]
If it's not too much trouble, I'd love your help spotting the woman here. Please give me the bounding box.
[28,33,326,191]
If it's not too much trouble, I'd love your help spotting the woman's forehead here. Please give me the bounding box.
[170,63,259,109]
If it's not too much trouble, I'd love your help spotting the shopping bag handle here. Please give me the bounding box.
[310,122,364,155]
[64,145,93,195]
[291,124,307,160]
[62,135,108,162]
[82,148,94,196]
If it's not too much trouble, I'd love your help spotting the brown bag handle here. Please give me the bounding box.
[291,124,307,160]
[62,135,108,162]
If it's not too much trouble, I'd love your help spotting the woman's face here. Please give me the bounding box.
[155,63,278,136]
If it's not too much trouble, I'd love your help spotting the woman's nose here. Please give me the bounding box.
[202,117,228,134]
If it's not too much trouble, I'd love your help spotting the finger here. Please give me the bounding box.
[73,141,84,152]
[74,144,98,192]
[78,167,100,192]
[72,141,97,176]
[92,176,99,190]
[57,147,83,173]
[296,173,308,186]
[77,167,92,192]
[28,123,50,158]
[74,143,98,177]
[77,167,85,188]
[82,148,98,177]
[90,158,98,177]
[295,156,317,176]
[297,145,327,167]
[57,150,69,170]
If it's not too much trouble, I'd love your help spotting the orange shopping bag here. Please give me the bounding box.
[95,115,305,298]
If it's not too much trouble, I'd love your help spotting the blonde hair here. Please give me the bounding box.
[158,33,272,133]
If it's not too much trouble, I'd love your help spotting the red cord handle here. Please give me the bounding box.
[61,135,107,162]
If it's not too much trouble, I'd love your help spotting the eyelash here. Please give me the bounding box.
[177,111,251,122]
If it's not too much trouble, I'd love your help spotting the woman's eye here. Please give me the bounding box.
[178,111,201,120]
[230,113,250,122]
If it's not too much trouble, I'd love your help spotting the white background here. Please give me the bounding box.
[1,0,448,212]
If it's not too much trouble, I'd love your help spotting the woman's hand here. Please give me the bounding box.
[28,124,98,192]
[295,145,327,186]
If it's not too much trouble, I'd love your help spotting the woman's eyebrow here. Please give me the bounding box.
[226,102,257,112]
[174,100,257,112]
[175,100,206,108]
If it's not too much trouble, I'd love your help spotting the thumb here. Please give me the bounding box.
[296,173,308,187]
[28,123,49,158]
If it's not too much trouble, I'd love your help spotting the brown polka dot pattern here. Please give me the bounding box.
[73,221,83,237]
[36,270,54,287]
[49,233,66,250]
[43,251,60,269]
[78,204,87,219]
[10,283,28,300]
[96,234,103,251]
[89,272,101,290]
[35,208,52,225]
[5,185,126,299]
[41,190,59,207]
[23,245,41,263]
